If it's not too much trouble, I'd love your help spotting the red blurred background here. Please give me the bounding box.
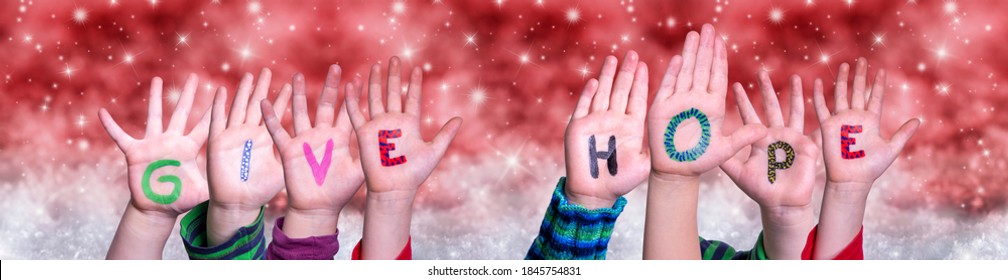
[0,0,1004,259]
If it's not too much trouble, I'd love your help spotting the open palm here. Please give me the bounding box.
[564,51,650,209]
[721,72,818,208]
[208,68,291,209]
[812,58,919,187]
[99,74,210,216]
[647,24,765,177]
[345,57,462,195]
[261,65,364,214]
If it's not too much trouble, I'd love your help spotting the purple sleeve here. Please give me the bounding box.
[265,216,341,260]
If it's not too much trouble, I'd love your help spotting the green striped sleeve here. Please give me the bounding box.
[179,201,267,260]
[698,231,769,260]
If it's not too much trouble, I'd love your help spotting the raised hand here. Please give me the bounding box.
[563,50,650,209]
[646,24,766,177]
[345,57,462,259]
[721,71,819,259]
[206,68,291,246]
[812,58,919,259]
[643,24,765,260]
[723,72,819,213]
[260,65,365,238]
[813,58,919,186]
[103,74,210,259]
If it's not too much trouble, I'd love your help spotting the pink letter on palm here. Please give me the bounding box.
[304,139,334,186]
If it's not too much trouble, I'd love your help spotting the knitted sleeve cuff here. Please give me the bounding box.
[265,216,341,260]
[179,201,267,260]
[697,232,769,260]
[525,177,627,260]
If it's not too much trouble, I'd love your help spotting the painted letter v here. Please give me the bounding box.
[304,139,335,186]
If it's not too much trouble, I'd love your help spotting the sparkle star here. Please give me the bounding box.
[72,7,88,24]
[464,33,477,47]
[872,33,886,47]
[565,7,580,24]
[176,32,190,47]
[468,86,487,108]
[768,7,784,24]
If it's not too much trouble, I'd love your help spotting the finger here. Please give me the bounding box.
[727,124,767,155]
[316,65,342,127]
[709,35,729,95]
[591,56,618,112]
[167,73,199,134]
[404,67,423,116]
[188,106,212,145]
[99,108,136,148]
[386,57,403,113]
[209,87,228,139]
[228,73,254,127]
[758,70,785,127]
[888,118,920,154]
[788,75,805,131]
[367,63,385,117]
[245,68,272,125]
[812,79,831,123]
[731,83,761,125]
[145,77,164,137]
[851,58,868,110]
[626,63,649,118]
[337,78,363,132]
[292,73,312,134]
[261,100,290,147]
[572,79,598,120]
[833,63,850,112]
[609,50,640,113]
[345,80,366,130]
[273,83,292,121]
[692,24,716,92]
[430,117,463,158]
[675,31,701,93]
[867,69,887,120]
[655,55,683,100]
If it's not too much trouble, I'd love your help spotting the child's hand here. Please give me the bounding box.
[260,65,365,238]
[646,24,765,178]
[723,72,818,212]
[813,58,919,188]
[100,74,210,216]
[812,58,919,259]
[206,68,291,246]
[643,24,765,260]
[345,57,462,198]
[722,71,818,259]
[102,74,210,259]
[563,51,650,209]
[345,57,462,259]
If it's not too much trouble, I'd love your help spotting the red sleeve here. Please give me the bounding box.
[350,237,412,260]
[800,225,864,260]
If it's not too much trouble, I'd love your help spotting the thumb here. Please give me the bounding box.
[727,124,767,155]
[430,117,463,157]
[888,118,920,154]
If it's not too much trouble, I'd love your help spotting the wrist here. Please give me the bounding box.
[562,178,618,210]
[207,201,262,247]
[648,171,700,187]
[823,181,873,204]
[759,204,813,228]
[283,208,340,239]
[126,200,179,226]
